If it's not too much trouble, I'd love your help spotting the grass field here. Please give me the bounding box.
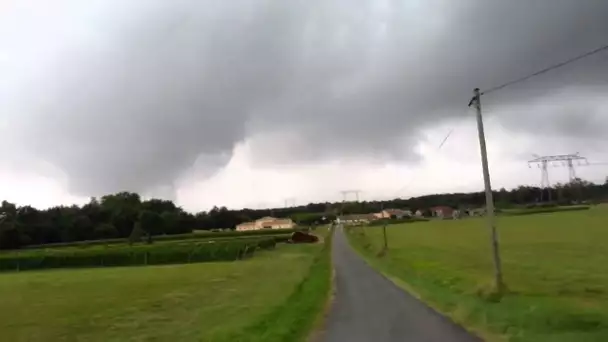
[347,206,608,342]
[0,238,331,342]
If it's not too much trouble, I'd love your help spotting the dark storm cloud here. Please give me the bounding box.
[3,0,608,196]
[492,87,608,157]
[244,0,608,166]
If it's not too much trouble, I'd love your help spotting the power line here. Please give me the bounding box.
[437,129,454,149]
[392,125,458,197]
[482,43,608,95]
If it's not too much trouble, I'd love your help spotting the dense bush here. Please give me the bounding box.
[289,231,319,244]
[0,237,277,272]
[524,202,558,209]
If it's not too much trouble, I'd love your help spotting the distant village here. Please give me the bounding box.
[334,206,486,226]
[236,206,486,231]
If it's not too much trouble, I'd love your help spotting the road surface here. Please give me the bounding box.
[321,226,482,342]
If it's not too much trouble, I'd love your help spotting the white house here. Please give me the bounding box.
[338,214,375,225]
[373,208,412,219]
[236,217,295,231]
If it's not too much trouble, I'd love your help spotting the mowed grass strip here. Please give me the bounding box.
[347,206,608,342]
[220,226,333,342]
[0,243,324,342]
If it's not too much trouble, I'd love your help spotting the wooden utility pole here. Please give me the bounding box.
[470,88,505,292]
[381,203,388,254]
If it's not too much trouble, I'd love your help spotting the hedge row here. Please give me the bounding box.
[23,228,302,250]
[155,228,302,242]
[500,205,591,216]
[367,217,429,227]
[0,237,277,272]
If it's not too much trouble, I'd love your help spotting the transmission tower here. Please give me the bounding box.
[528,153,588,201]
[283,197,296,208]
[340,190,361,202]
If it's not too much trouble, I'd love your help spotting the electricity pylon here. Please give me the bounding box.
[340,190,361,202]
[528,153,588,201]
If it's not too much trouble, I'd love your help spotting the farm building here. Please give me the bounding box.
[467,208,486,216]
[236,216,295,231]
[451,210,462,219]
[373,208,412,219]
[338,214,376,225]
[430,206,455,219]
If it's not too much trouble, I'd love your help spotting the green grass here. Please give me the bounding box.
[0,240,331,342]
[222,226,333,342]
[347,206,608,342]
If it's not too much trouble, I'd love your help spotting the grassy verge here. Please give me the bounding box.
[346,208,608,342]
[0,241,328,342]
[217,227,333,342]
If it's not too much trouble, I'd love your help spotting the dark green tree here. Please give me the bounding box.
[0,221,20,249]
[160,211,179,234]
[128,222,145,245]
[138,210,165,236]
[94,223,118,239]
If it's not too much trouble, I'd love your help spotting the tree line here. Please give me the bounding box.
[337,178,608,215]
[0,193,192,250]
[1,178,606,250]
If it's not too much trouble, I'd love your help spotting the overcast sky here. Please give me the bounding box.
[1,0,607,211]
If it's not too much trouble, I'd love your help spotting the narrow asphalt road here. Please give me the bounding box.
[321,226,482,342]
